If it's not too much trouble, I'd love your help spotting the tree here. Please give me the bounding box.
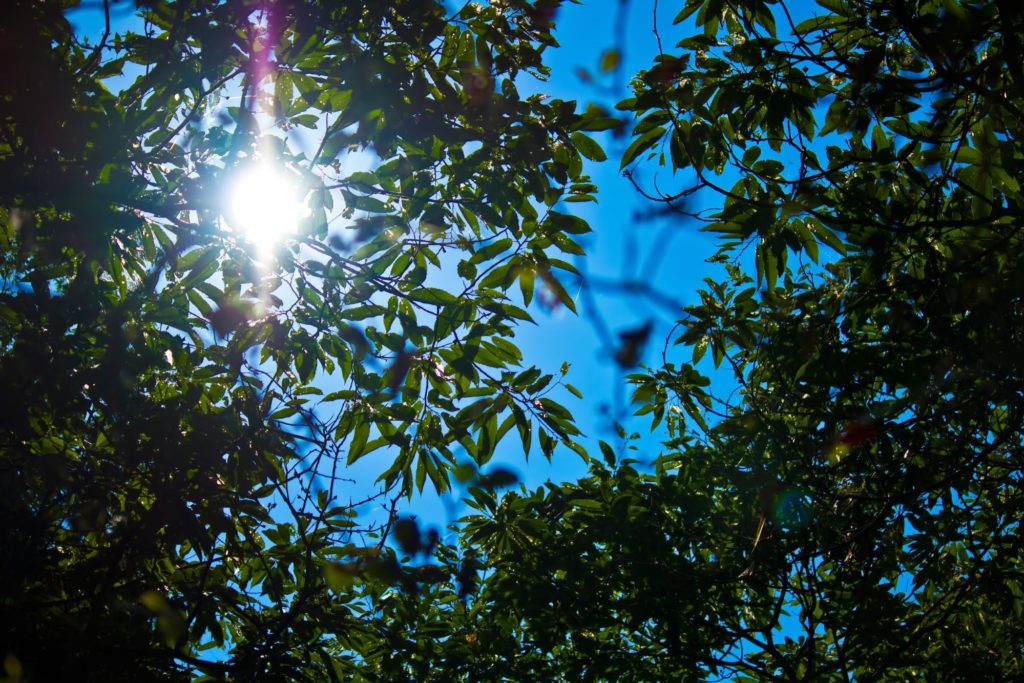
[404,0,1024,680]
[8,0,1024,680]
[0,0,599,679]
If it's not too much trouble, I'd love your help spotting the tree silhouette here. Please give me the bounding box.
[413,0,1024,679]
[0,0,593,679]
[4,0,1024,680]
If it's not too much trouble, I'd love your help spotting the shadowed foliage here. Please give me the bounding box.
[394,0,1024,680]
[0,0,595,679]
[3,0,1024,681]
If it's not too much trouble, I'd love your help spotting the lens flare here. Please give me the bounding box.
[226,163,309,248]
[774,488,812,531]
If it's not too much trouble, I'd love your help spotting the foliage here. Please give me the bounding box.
[0,0,597,679]
[417,0,1024,680]
[6,0,1024,680]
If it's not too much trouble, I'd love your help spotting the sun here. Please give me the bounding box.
[225,163,309,248]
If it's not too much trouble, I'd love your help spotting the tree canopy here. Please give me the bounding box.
[1,0,593,679]
[435,0,1024,679]
[3,0,1024,681]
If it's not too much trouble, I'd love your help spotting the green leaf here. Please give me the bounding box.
[347,420,371,464]
[542,272,578,313]
[571,132,607,162]
[409,288,458,305]
[519,267,536,307]
[620,126,666,169]
[673,0,702,24]
[600,49,621,73]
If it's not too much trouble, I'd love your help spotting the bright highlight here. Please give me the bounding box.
[226,163,309,247]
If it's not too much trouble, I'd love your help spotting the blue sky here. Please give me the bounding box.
[467,0,749,460]
[57,0,839,664]
[61,0,785,530]
[403,0,731,527]
[418,0,823,529]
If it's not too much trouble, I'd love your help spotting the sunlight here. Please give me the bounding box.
[225,163,309,248]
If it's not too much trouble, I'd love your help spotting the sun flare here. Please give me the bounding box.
[226,163,309,248]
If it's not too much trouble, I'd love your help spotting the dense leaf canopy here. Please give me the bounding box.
[437,0,1024,680]
[2,0,1024,681]
[1,0,592,679]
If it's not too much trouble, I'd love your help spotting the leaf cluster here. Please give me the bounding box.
[0,0,602,678]
[424,0,1024,679]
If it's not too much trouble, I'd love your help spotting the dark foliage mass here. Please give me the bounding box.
[1,0,588,679]
[2,0,1023,681]
[447,0,1024,679]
